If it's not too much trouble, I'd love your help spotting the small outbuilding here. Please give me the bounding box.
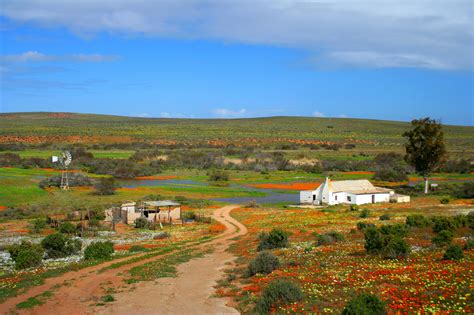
[300,178,410,206]
[106,200,182,225]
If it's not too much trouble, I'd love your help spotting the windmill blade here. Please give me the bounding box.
[62,151,72,166]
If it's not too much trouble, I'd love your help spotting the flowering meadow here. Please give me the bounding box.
[225,199,474,314]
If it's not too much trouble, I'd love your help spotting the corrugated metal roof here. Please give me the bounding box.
[144,200,181,207]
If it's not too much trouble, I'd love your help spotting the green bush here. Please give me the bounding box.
[432,216,457,233]
[468,212,474,230]
[359,209,371,218]
[247,251,280,276]
[381,237,410,259]
[316,231,344,246]
[134,217,149,229]
[255,279,304,314]
[406,214,431,228]
[440,197,450,204]
[209,170,229,181]
[93,177,116,195]
[431,230,453,247]
[257,229,289,251]
[364,227,384,254]
[379,224,408,237]
[342,293,387,315]
[84,241,114,260]
[349,204,359,211]
[364,226,410,259]
[41,233,82,259]
[357,222,375,231]
[379,214,391,221]
[129,245,148,252]
[464,239,474,250]
[182,211,196,220]
[59,221,77,234]
[30,218,47,233]
[443,244,464,260]
[8,241,44,270]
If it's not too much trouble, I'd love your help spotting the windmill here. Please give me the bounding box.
[52,151,72,190]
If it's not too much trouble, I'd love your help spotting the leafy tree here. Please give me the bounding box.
[403,118,447,194]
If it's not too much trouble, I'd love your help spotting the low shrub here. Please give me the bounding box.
[443,244,464,260]
[257,228,289,251]
[93,177,116,195]
[379,214,391,221]
[406,214,431,228]
[379,224,408,237]
[364,226,410,259]
[255,279,304,314]
[316,231,344,246]
[30,218,47,233]
[41,233,82,259]
[59,221,77,234]
[381,237,410,259]
[135,217,149,229]
[209,170,229,181]
[364,227,384,254]
[247,251,280,276]
[129,245,148,252]
[342,293,387,315]
[182,211,196,220]
[432,216,458,233]
[84,241,114,260]
[431,230,453,247]
[440,197,450,204]
[8,241,44,269]
[153,231,171,239]
[357,222,375,231]
[359,209,371,218]
[349,204,359,211]
[464,239,474,250]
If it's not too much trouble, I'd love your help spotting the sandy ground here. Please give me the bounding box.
[0,205,245,315]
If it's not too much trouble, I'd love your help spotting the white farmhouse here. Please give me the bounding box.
[300,178,409,205]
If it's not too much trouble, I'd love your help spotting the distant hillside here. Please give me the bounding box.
[0,112,473,150]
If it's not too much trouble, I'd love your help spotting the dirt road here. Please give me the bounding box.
[0,205,246,315]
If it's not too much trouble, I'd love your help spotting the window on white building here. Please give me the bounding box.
[347,196,351,202]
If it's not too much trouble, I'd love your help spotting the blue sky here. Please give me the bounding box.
[0,1,472,125]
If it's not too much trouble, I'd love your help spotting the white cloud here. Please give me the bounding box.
[212,108,247,118]
[0,1,472,70]
[0,51,119,63]
[160,112,171,118]
[312,111,325,117]
[338,114,348,118]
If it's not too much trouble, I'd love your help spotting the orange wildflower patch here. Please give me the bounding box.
[135,175,178,180]
[0,205,7,211]
[208,223,226,233]
[248,182,321,191]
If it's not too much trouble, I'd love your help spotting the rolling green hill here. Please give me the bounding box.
[0,112,472,155]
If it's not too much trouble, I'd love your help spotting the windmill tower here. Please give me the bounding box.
[52,151,72,190]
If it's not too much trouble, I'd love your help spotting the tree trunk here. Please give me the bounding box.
[424,177,429,194]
